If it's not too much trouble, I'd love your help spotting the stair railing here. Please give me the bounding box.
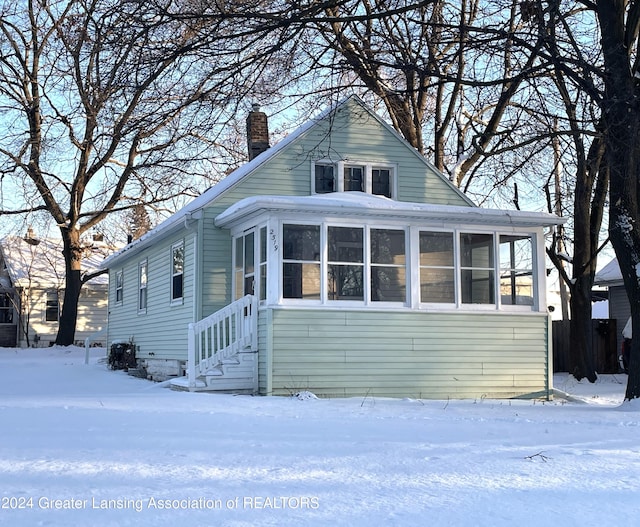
[187,295,258,390]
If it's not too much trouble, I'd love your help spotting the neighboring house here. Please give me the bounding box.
[595,257,629,354]
[0,230,109,347]
[102,97,563,399]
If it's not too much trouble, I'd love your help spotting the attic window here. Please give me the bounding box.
[313,161,395,198]
[315,164,335,194]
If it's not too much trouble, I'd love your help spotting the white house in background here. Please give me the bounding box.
[0,230,109,347]
[101,96,564,399]
[594,257,629,352]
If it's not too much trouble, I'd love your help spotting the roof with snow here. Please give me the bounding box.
[215,192,565,228]
[594,258,622,286]
[102,95,563,269]
[0,236,111,289]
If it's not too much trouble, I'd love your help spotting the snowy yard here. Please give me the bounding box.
[0,346,638,527]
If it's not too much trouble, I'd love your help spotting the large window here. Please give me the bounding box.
[283,224,321,299]
[371,229,406,302]
[500,235,534,305]
[460,233,495,304]
[45,291,59,322]
[138,260,148,313]
[420,232,455,303]
[171,241,184,303]
[328,226,364,300]
[313,162,394,198]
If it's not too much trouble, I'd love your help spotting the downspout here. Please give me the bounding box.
[183,211,203,323]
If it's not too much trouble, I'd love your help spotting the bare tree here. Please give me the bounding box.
[593,0,640,400]
[0,0,303,344]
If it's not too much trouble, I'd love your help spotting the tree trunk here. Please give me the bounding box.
[568,277,597,382]
[596,1,640,399]
[55,228,83,346]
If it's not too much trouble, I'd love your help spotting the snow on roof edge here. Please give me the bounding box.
[215,193,565,228]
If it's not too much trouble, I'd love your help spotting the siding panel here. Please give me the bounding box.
[266,309,550,399]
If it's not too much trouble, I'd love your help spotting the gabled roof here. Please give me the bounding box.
[102,96,474,268]
[594,257,622,286]
[0,236,110,289]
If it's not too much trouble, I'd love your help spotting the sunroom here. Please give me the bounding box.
[216,192,554,314]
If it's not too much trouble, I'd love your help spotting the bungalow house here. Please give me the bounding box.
[101,96,564,399]
[0,230,109,348]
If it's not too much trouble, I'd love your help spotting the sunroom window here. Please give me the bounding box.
[277,222,534,310]
[371,229,406,302]
[328,226,364,300]
[283,224,321,299]
[420,231,455,303]
[500,235,534,306]
[460,233,495,304]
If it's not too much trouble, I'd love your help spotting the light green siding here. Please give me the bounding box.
[107,232,196,360]
[263,308,550,399]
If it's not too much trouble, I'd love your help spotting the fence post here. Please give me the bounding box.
[187,322,196,391]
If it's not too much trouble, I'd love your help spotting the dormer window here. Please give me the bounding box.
[315,164,335,194]
[343,165,364,192]
[313,161,395,198]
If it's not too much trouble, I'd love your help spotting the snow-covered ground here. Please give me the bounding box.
[0,346,638,527]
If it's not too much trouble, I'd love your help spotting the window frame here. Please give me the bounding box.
[170,240,185,304]
[45,290,60,322]
[138,259,148,314]
[115,269,124,305]
[312,160,397,198]
[277,219,537,312]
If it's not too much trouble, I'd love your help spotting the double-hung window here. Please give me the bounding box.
[138,260,148,313]
[171,241,184,303]
[45,291,59,322]
[115,270,124,304]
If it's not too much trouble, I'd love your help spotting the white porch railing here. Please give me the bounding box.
[187,295,258,391]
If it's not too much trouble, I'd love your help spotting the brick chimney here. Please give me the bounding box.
[246,104,270,160]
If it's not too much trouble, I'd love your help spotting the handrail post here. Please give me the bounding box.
[187,322,196,391]
[251,295,258,351]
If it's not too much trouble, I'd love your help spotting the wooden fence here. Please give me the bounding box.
[552,319,619,374]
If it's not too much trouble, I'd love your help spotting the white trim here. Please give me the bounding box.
[274,218,540,313]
